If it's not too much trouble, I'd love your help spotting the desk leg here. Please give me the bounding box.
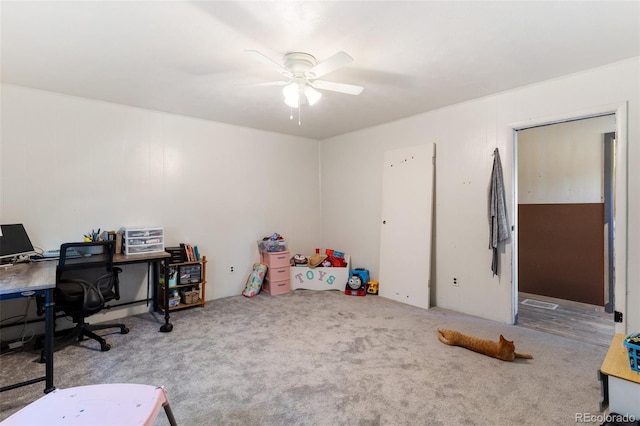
[158,259,173,333]
[44,288,55,393]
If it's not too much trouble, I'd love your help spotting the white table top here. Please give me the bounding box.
[0,383,170,426]
[0,261,56,295]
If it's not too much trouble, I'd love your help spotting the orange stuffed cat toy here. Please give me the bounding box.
[437,328,533,362]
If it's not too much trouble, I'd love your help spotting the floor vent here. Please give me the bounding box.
[520,299,559,310]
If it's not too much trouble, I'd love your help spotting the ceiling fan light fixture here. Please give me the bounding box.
[304,85,322,106]
[284,95,299,108]
[283,82,299,108]
[249,49,362,117]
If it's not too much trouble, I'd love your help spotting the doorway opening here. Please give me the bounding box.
[517,293,613,347]
[513,113,619,347]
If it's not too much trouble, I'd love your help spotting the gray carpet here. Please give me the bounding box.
[0,290,608,425]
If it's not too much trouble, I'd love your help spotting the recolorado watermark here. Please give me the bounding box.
[575,412,636,423]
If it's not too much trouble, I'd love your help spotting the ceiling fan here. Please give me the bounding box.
[245,50,364,109]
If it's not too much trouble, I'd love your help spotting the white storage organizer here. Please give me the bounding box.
[121,227,164,255]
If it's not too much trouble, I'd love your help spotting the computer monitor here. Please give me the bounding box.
[0,224,37,261]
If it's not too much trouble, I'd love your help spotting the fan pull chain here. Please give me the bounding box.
[287,106,302,126]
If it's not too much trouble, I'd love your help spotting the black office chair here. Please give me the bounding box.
[41,241,129,359]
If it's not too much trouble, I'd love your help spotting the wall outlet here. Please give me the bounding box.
[452,277,459,287]
[229,265,235,273]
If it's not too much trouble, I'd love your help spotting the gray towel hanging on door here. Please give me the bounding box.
[488,148,509,276]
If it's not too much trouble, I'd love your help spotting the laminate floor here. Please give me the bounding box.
[517,292,615,347]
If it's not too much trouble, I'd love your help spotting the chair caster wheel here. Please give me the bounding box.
[121,327,129,334]
[100,343,111,352]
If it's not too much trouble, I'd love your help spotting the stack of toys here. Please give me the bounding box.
[318,248,348,267]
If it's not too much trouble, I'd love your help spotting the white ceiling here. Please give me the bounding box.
[2,1,639,140]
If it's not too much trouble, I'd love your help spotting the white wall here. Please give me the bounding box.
[518,115,615,204]
[320,58,639,331]
[1,84,321,336]
[2,57,638,338]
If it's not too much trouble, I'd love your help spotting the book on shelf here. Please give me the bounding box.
[179,242,198,262]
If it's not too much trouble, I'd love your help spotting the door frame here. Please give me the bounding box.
[509,103,628,334]
[604,131,615,313]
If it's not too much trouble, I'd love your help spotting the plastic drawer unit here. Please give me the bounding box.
[260,251,291,295]
[121,227,165,255]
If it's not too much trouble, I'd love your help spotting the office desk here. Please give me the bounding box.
[113,251,173,332]
[0,262,55,394]
[0,251,171,393]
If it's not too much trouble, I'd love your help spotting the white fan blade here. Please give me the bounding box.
[245,50,293,78]
[236,80,288,88]
[311,80,364,95]
[252,81,288,87]
[306,51,353,79]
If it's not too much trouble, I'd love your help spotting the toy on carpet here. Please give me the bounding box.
[345,268,369,296]
[437,328,533,362]
[242,263,267,298]
[366,280,379,295]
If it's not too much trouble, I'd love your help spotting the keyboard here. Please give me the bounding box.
[42,249,80,258]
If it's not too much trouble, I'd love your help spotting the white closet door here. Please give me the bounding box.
[379,143,434,308]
